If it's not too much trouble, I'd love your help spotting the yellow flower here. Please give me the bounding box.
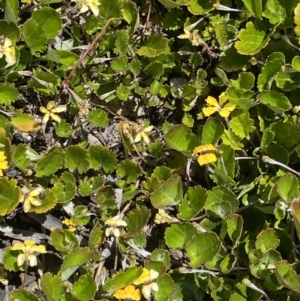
[62,218,78,232]
[113,285,141,301]
[133,268,159,299]
[105,214,127,237]
[0,37,16,67]
[193,144,217,166]
[11,239,46,267]
[154,209,179,224]
[134,125,153,145]
[177,19,203,46]
[202,92,235,118]
[40,101,67,124]
[0,266,8,285]
[20,186,43,213]
[21,0,32,3]
[0,151,8,176]
[72,0,100,17]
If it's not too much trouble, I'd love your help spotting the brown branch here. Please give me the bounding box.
[62,17,117,90]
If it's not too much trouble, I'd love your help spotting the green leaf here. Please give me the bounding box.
[267,144,289,164]
[0,20,20,43]
[103,266,143,292]
[79,177,104,197]
[277,173,299,203]
[275,261,300,292]
[124,207,151,235]
[257,52,285,91]
[65,145,90,174]
[178,186,207,220]
[122,0,139,33]
[0,177,20,216]
[115,30,130,55]
[255,228,279,253]
[217,144,235,179]
[241,0,262,17]
[229,111,255,139]
[201,118,224,145]
[186,232,221,267]
[235,21,270,55]
[111,57,128,72]
[165,125,199,155]
[116,159,142,184]
[88,108,109,127]
[22,19,47,53]
[271,121,300,147]
[258,91,292,113]
[0,83,18,105]
[227,214,243,245]
[72,273,96,301]
[205,187,239,219]
[89,145,117,173]
[56,120,73,137]
[219,45,251,72]
[165,223,197,249]
[264,0,286,24]
[144,61,164,78]
[52,50,78,67]
[100,0,121,19]
[4,0,18,25]
[116,84,131,101]
[188,0,215,14]
[9,289,40,301]
[292,56,300,71]
[31,7,62,39]
[292,199,300,243]
[221,130,243,150]
[28,68,60,95]
[153,274,175,301]
[10,110,41,132]
[151,249,171,269]
[41,273,66,301]
[51,229,79,252]
[36,147,63,177]
[51,172,77,203]
[226,87,257,111]
[150,176,183,208]
[230,282,261,300]
[275,71,300,91]
[158,0,187,9]
[12,144,30,170]
[137,35,169,57]
[60,247,94,281]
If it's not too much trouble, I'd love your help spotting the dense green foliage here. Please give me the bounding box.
[2,0,300,300]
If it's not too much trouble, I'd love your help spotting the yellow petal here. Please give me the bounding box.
[42,113,50,124]
[31,245,46,253]
[24,239,36,247]
[218,92,228,106]
[202,106,218,117]
[50,113,61,123]
[141,132,150,144]
[149,269,159,280]
[29,187,43,197]
[51,105,67,113]
[11,242,25,251]
[205,96,219,107]
[23,199,31,213]
[28,254,37,267]
[46,101,56,110]
[39,107,48,114]
[0,151,7,161]
[17,254,25,266]
[193,144,216,154]
[113,289,127,299]
[142,285,151,299]
[198,153,217,166]
[89,2,99,16]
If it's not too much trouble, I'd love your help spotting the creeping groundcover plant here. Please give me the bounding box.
[3,0,300,300]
